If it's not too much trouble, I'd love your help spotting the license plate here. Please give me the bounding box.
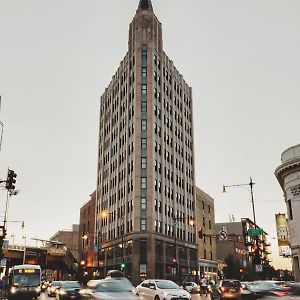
[230,289,236,292]
[70,296,76,299]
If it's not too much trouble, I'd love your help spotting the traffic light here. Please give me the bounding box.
[120,260,126,270]
[198,227,203,239]
[6,169,17,190]
[172,258,177,264]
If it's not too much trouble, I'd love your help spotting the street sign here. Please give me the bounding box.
[219,230,228,240]
[247,228,263,236]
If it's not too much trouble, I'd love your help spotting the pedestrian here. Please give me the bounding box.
[200,276,208,296]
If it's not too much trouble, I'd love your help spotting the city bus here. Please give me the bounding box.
[8,264,41,299]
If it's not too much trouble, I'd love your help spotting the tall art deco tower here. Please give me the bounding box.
[96,0,197,284]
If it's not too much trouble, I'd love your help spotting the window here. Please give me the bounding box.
[141,198,147,210]
[288,199,293,220]
[141,157,147,169]
[141,138,147,149]
[141,120,147,131]
[142,84,147,94]
[141,101,147,112]
[141,219,146,231]
[142,67,147,77]
[142,50,147,61]
[141,177,147,189]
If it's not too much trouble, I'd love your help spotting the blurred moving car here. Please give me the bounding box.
[182,282,200,294]
[81,278,141,300]
[246,281,289,299]
[136,279,191,300]
[287,283,300,299]
[56,281,82,300]
[211,280,241,300]
[48,281,63,297]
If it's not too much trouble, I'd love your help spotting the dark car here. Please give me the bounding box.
[56,281,82,300]
[48,281,63,297]
[211,280,242,300]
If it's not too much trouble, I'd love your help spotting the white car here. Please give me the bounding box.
[136,279,191,300]
[182,282,200,294]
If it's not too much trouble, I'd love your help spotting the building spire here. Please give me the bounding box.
[138,0,153,11]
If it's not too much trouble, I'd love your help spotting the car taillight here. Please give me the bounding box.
[271,291,286,297]
[240,287,243,292]
[220,287,226,292]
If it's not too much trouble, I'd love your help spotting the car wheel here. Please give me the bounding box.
[154,296,160,300]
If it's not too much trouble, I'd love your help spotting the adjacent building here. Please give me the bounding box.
[95,0,197,284]
[78,191,97,268]
[50,224,80,261]
[195,187,218,281]
[275,144,300,282]
[216,218,270,274]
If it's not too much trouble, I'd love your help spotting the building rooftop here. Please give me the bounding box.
[138,0,153,10]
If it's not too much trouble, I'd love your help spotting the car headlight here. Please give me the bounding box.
[50,287,55,292]
[60,289,67,295]
[36,286,41,292]
[11,287,17,294]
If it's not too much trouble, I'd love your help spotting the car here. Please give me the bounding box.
[211,280,242,300]
[182,282,200,294]
[56,281,82,300]
[82,278,141,300]
[48,281,63,297]
[136,279,191,300]
[246,281,289,299]
[105,270,125,279]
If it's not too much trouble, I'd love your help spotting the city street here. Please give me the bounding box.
[36,292,210,299]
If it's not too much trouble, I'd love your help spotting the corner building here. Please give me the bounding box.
[96,0,197,285]
[275,144,300,282]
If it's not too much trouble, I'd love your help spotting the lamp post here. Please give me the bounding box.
[22,236,27,264]
[172,217,195,284]
[101,211,125,273]
[222,177,260,271]
[81,231,101,273]
[222,177,256,226]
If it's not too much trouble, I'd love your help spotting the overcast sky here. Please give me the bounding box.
[0,0,299,270]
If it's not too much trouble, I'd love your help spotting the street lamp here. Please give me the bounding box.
[81,231,102,272]
[222,177,256,226]
[22,236,27,264]
[172,216,195,284]
[101,211,125,273]
[222,177,260,270]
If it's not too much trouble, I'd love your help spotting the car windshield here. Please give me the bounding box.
[222,281,241,288]
[62,282,81,289]
[52,281,62,287]
[96,279,133,292]
[13,274,40,287]
[155,280,180,289]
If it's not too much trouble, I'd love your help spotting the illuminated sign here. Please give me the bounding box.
[15,269,39,274]
[275,213,290,256]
